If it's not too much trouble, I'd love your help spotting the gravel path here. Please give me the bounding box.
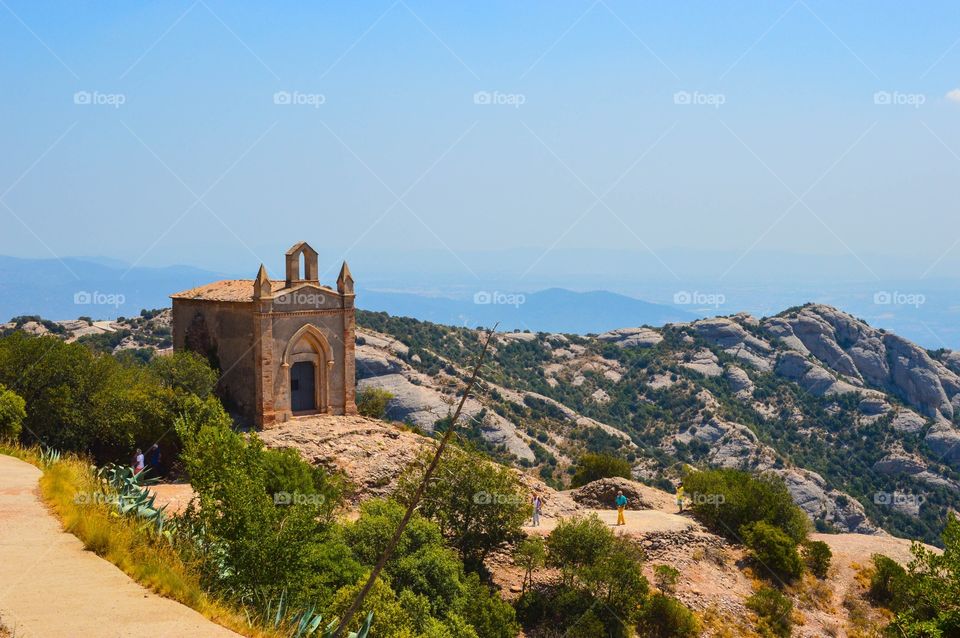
[0,455,243,638]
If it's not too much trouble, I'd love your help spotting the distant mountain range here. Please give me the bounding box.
[1,255,957,346]
[359,288,697,333]
[0,256,697,333]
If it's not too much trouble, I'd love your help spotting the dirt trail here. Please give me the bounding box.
[0,455,242,638]
[524,507,696,536]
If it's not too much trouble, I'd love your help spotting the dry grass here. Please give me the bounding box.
[788,573,834,613]
[699,605,761,638]
[0,441,40,467]
[36,455,280,638]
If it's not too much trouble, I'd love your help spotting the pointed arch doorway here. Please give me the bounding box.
[281,324,333,417]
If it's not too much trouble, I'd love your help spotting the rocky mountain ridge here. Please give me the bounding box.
[356,304,960,544]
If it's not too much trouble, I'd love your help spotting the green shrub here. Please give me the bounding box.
[869,554,907,608]
[0,332,219,461]
[546,514,614,585]
[261,446,342,518]
[801,540,831,579]
[636,593,700,638]
[654,564,681,594]
[0,383,26,441]
[356,387,394,419]
[683,468,809,544]
[868,515,960,637]
[746,586,793,638]
[147,351,218,398]
[514,537,546,593]
[538,514,648,636]
[395,445,528,569]
[741,521,804,582]
[570,452,632,488]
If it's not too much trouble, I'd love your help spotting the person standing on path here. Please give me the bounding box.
[148,444,162,476]
[615,490,627,525]
[676,483,685,513]
[133,448,144,475]
[531,493,543,527]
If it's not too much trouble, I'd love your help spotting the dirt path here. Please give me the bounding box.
[0,455,243,638]
[524,507,697,536]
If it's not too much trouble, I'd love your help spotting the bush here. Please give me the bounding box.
[260,446,343,518]
[395,445,528,569]
[802,540,831,579]
[654,564,681,594]
[546,514,614,585]
[741,521,804,582]
[869,554,907,608]
[870,514,960,637]
[746,586,793,638]
[570,452,632,488]
[0,332,220,461]
[539,514,648,636]
[178,418,325,599]
[0,384,26,441]
[636,593,700,638]
[514,537,546,593]
[356,387,394,419]
[683,468,809,544]
[147,351,218,398]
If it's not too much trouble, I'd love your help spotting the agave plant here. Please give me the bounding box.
[259,590,372,638]
[38,445,61,467]
[96,462,174,539]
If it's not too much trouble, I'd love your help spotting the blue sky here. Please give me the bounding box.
[2,1,960,291]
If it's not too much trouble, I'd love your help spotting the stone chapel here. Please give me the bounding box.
[171,241,357,427]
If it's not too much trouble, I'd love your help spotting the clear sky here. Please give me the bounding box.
[2,1,960,287]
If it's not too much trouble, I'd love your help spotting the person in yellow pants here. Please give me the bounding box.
[676,484,685,513]
[615,491,627,525]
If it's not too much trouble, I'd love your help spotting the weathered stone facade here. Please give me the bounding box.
[171,242,357,428]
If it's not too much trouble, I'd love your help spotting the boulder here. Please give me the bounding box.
[569,477,652,509]
[891,409,927,434]
[724,366,754,398]
[681,349,723,377]
[597,327,663,348]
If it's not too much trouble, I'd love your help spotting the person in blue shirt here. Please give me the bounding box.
[615,490,627,525]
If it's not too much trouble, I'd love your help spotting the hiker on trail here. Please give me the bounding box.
[676,483,685,513]
[148,445,162,476]
[133,448,144,474]
[615,490,627,526]
[531,493,543,527]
